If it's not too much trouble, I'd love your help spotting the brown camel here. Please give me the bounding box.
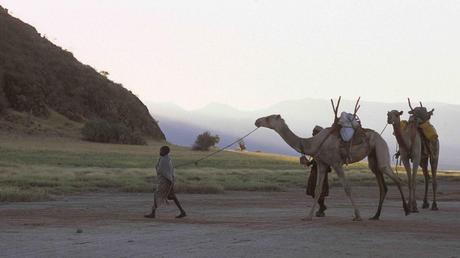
[387,110,422,212]
[387,105,439,211]
[255,114,409,221]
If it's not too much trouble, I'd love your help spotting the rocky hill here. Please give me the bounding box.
[0,6,165,140]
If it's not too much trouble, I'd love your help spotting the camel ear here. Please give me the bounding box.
[399,111,403,115]
[429,108,434,115]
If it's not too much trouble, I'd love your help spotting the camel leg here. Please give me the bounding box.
[374,136,409,215]
[420,158,430,209]
[401,158,413,211]
[380,165,410,216]
[430,156,439,211]
[368,154,387,220]
[334,166,362,221]
[410,157,421,213]
[303,164,326,221]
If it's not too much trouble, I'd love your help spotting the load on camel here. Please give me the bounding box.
[387,99,440,212]
[255,97,409,221]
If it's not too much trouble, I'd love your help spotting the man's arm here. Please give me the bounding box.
[300,156,313,167]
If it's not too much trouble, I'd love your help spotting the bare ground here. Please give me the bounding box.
[1,183,460,258]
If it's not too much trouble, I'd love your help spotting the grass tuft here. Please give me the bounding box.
[0,187,51,202]
[175,182,224,194]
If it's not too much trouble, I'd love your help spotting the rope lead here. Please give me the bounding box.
[174,127,260,169]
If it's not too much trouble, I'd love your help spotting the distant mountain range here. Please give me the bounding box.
[148,98,460,170]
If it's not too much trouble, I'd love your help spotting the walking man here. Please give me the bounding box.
[145,146,187,219]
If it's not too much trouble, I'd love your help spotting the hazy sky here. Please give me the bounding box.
[1,0,459,110]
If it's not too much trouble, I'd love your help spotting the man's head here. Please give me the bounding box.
[160,146,170,156]
[312,125,323,136]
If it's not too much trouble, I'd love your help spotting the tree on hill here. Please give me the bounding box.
[99,70,109,77]
[192,131,220,151]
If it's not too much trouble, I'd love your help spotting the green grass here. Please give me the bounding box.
[0,135,458,202]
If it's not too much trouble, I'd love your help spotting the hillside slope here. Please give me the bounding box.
[0,6,164,140]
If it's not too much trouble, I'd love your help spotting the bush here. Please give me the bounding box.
[81,119,147,145]
[238,140,246,151]
[192,131,220,151]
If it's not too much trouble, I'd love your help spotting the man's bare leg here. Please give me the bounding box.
[172,196,187,218]
[144,195,157,218]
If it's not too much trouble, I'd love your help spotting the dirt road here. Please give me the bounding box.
[1,183,459,258]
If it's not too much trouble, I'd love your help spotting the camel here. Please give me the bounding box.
[255,114,409,221]
[387,110,422,212]
[387,103,439,211]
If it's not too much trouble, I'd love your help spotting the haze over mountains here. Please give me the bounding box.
[148,98,459,170]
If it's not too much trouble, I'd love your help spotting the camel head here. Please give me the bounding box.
[407,99,434,123]
[255,114,285,130]
[387,110,403,124]
[408,106,434,123]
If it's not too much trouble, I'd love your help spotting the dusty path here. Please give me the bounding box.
[1,183,460,258]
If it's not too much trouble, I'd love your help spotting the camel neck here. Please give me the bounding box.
[276,123,314,155]
[392,121,410,152]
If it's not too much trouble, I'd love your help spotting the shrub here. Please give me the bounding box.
[192,131,220,151]
[238,140,246,151]
[81,119,147,145]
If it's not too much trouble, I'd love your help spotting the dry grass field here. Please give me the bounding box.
[1,133,459,202]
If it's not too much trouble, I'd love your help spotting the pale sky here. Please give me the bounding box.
[1,0,459,110]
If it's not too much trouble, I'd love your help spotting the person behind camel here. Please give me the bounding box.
[300,126,332,217]
[145,146,186,219]
[255,114,409,221]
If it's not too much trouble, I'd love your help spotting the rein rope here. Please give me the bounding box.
[394,145,400,176]
[309,125,338,158]
[379,123,388,135]
[174,127,260,169]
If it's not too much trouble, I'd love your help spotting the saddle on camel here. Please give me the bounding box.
[408,101,438,155]
[324,97,370,164]
[300,97,371,217]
